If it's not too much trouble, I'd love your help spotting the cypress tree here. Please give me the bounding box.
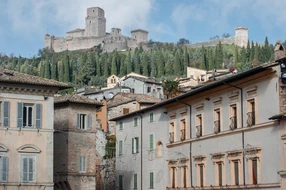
[216,41,223,68]
[246,40,250,62]
[174,51,181,76]
[111,55,117,75]
[134,52,141,74]
[150,52,157,77]
[183,47,189,76]
[51,55,58,80]
[200,46,207,70]
[96,55,101,76]
[63,54,70,82]
[234,46,239,65]
[142,53,149,76]
[157,51,165,77]
[119,55,127,77]
[126,51,132,74]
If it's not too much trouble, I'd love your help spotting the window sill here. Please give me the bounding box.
[132,152,139,154]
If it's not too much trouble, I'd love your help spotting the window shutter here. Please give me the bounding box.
[3,101,10,127]
[132,138,134,154]
[35,104,42,129]
[22,158,28,182]
[79,156,82,172]
[136,138,139,153]
[28,158,34,182]
[119,141,123,155]
[2,156,8,182]
[76,114,80,130]
[86,114,91,130]
[83,156,86,172]
[150,134,154,150]
[17,102,23,128]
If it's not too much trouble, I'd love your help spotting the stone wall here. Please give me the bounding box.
[186,36,236,49]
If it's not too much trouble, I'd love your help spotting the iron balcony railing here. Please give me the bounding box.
[247,111,255,127]
[196,125,202,137]
[230,116,237,130]
[169,132,174,143]
[180,129,186,141]
[214,120,221,134]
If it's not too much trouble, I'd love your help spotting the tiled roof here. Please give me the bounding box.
[123,75,162,84]
[107,93,161,108]
[0,69,71,89]
[54,94,102,105]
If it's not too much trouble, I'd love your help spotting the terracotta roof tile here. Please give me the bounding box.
[54,94,102,105]
[0,69,71,89]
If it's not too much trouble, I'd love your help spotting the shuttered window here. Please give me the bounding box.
[218,163,222,186]
[1,101,10,127]
[0,156,8,182]
[79,156,86,173]
[119,175,123,190]
[252,159,258,184]
[134,117,138,126]
[119,140,123,156]
[200,165,204,187]
[119,121,123,131]
[149,134,154,151]
[132,137,139,154]
[35,104,42,129]
[76,114,91,130]
[22,157,35,182]
[150,113,154,122]
[134,173,137,189]
[150,172,154,189]
[17,103,42,128]
[234,161,239,185]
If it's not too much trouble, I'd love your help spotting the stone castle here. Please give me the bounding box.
[44,7,149,52]
[186,27,248,48]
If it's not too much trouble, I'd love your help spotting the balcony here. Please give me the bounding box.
[230,116,237,130]
[180,129,186,141]
[196,125,202,137]
[214,120,221,134]
[169,132,174,143]
[247,111,255,127]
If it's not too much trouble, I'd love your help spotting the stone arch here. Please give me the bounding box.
[0,144,9,152]
[17,144,41,153]
[156,141,163,158]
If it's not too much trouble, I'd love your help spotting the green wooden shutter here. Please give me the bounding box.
[119,141,123,155]
[119,175,123,190]
[134,173,137,189]
[150,134,154,150]
[3,101,10,127]
[28,158,34,182]
[1,156,8,182]
[22,157,28,182]
[150,172,154,188]
[35,104,42,129]
[132,138,134,154]
[136,137,139,153]
[17,102,23,128]
[76,114,80,130]
[83,156,86,172]
[86,114,91,130]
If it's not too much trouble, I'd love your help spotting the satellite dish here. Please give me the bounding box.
[108,93,114,99]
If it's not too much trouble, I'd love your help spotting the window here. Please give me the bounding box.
[119,121,123,131]
[134,173,138,189]
[0,101,10,127]
[252,159,258,184]
[150,113,154,122]
[149,134,154,151]
[171,167,176,188]
[123,108,130,114]
[214,109,221,133]
[134,117,138,127]
[199,164,204,187]
[180,119,186,141]
[234,161,239,185]
[230,104,237,130]
[182,166,187,188]
[218,163,223,186]
[119,175,124,190]
[131,88,135,93]
[132,137,139,154]
[169,122,175,143]
[79,156,86,173]
[17,103,42,128]
[0,156,8,182]
[147,86,151,93]
[196,115,202,137]
[150,172,154,189]
[247,99,255,126]
[21,156,35,182]
[119,140,123,156]
[77,114,91,130]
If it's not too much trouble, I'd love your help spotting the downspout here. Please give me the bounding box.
[175,99,193,187]
[136,112,143,190]
[222,81,245,186]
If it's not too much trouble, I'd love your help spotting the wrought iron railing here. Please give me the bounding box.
[196,125,202,137]
[169,132,174,143]
[230,116,237,130]
[247,111,255,127]
[214,120,221,134]
[180,129,186,141]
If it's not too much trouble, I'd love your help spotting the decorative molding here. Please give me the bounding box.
[168,113,176,120]
[246,86,258,98]
[179,109,188,116]
[0,144,9,152]
[213,97,222,107]
[17,144,41,153]
[227,149,242,161]
[193,155,206,165]
[228,91,239,103]
[244,146,261,160]
[195,103,204,112]
[210,152,225,163]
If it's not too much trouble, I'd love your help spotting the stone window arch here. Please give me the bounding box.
[17,144,41,153]
[0,144,9,152]
[156,141,163,158]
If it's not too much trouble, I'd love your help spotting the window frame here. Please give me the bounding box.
[119,175,124,190]
[132,137,139,154]
[21,155,36,183]
[149,134,154,151]
[149,112,154,123]
[134,117,138,127]
[149,171,154,189]
[119,140,123,156]
[0,155,8,182]
[133,173,138,189]
[79,155,86,173]
[119,121,123,131]
[17,103,42,129]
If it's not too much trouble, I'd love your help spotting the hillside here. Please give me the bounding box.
[0,37,274,90]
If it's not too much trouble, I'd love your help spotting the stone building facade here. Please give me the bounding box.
[0,69,70,190]
[53,94,103,190]
[44,7,149,53]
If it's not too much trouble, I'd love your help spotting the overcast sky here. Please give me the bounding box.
[0,0,286,57]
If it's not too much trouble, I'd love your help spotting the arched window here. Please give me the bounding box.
[156,141,163,158]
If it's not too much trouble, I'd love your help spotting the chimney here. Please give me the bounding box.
[274,40,286,61]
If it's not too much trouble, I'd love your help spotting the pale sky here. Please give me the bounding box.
[0,0,285,57]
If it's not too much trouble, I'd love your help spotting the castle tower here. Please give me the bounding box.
[131,29,149,43]
[85,7,106,37]
[235,27,248,47]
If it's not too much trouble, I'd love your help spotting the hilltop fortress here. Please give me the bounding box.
[187,27,248,48]
[44,7,149,52]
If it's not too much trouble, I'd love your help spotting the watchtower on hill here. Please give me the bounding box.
[85,7,106,37]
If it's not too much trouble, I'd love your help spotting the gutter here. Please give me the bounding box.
[136,112,143,190]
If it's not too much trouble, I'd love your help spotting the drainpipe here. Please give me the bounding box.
[175,99,193,187]
[222,81,245,186]
[136,112,143,190]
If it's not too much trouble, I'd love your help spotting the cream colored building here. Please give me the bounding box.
[0,69,69,190]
